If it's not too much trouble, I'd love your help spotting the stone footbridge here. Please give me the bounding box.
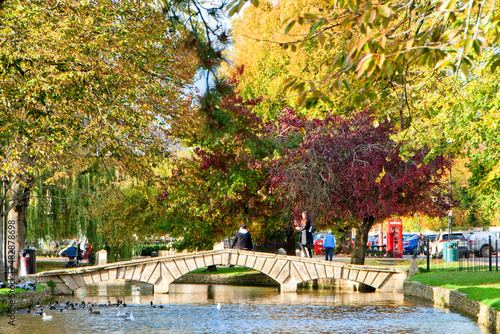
[33,250,407,294]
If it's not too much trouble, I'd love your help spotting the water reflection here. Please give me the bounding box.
[1,281,489,334]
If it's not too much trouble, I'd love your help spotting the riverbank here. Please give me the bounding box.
[404,280,499,333]
[0,285,51,313]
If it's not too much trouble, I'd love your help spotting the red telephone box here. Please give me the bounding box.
[386,219,403,258]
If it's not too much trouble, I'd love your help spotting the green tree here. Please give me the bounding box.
[0,0,197,270]
[229,0,500,107]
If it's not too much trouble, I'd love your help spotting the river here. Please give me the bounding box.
[1,281,489,333]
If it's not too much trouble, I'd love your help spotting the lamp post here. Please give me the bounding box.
[448,160,453,240]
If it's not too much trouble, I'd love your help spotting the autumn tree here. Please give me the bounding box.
[268,109,448,264]
[155,73,298,252]
[226,0,500,234]
[0,0,197,270]
[228,0,500,107]
[225,0,349,117]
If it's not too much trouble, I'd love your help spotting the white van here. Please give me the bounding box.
[430,232,469,258]
[469,231,500,257]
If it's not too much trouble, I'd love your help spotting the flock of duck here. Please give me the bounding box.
[18,299,137,321]
[17,299,222,322]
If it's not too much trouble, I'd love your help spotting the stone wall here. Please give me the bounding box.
[404,281,500,333]
[0,287,52,313]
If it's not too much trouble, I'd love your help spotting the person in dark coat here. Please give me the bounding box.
[296,211,313,258]
[231,224,253,250]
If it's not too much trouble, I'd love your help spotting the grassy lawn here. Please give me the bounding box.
[36,260,68,272]
[189,266,259,276]
[408,271,500,311]
[36,260,93,273]
[0,284,46,295]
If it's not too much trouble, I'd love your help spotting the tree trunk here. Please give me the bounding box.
[337,227,353,254]
[350,216,375,265]
[285,225,296,256]
[3,180,31,271]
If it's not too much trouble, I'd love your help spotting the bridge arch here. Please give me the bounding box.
[34,250,407,295]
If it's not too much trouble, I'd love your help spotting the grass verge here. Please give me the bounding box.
[189,266,259,276]
[36,261,92,273]
[0,284,46,295]
[408,271,500,311]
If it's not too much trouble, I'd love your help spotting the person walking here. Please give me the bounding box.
[417,233,425,255]
[231,224,253,250]
[295,211,314,258]
[323,230,336,261]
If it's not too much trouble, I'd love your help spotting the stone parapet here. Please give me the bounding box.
[404,280,500,333]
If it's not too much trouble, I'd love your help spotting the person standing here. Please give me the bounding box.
[296,211,314,258]
[417,233,425,255]
[323,230,336,261]
[231,224,253,250]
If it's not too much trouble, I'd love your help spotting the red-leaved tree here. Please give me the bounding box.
[268,108,448,264]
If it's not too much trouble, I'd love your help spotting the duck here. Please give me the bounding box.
[42,313,53,320]
[31,307,44,316]
[150,301,156,308]
[88,308,101,315]
[124,312,135,321]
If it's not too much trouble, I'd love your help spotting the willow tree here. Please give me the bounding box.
[26,168,113,255]
[0,0,197,270]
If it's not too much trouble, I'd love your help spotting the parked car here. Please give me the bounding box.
[430,232,469,258]
[403,235,421,255]
[403,233,417,241]
[468,231,500,257]
[367,235,378,247]
[425,234,437,242]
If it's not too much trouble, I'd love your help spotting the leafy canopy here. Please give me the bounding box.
[0,0,197,181]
